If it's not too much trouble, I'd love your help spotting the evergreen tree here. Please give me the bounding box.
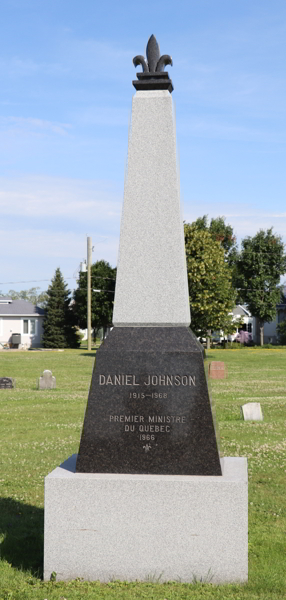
[73,260,116,335]
[42,268,80,348]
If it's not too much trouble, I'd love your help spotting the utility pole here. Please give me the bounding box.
[87,237,92,351]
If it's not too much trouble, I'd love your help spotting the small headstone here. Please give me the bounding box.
[241,402,263,421]
[38,370,56,390]
[209,361,226,379]
[0,377,14,389]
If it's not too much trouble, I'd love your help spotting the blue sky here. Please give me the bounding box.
[1,0,286,294]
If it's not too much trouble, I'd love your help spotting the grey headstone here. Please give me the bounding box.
[38,370,56,390]
[0,377,15,389]
[241,402,263,421]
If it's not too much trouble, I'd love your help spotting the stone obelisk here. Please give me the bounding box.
[76,35,221,475]
[113,43,190,328]
[44,36,248,584]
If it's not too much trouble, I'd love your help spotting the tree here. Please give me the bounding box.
[73,260,116,336]
[42,268,80,348]
[184,222,237,344]
[236,228,286,345]
[191,215,238,265]
[3,287,48,307]
[209,216,237,256]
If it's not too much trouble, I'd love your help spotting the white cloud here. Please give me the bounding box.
[0,227,119,261]
[177,115,284,143]
[0,116,71,136]
[75,105,130,127]
[0,228,119,292]
[59,36,132,79]
[0,175,122,222]
[0,57,39,77]
[183,202,286,246]
[0,34,133,84]
[0,175,122,291]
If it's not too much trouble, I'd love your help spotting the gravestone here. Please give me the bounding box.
[209,361,226,380]
[0,377,14,389]
[241,402,263,421]
[38,370,56,390]
[45,34,248,584]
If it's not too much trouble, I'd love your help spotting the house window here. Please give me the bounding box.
[247,323,252,333]
[22,319,37,335]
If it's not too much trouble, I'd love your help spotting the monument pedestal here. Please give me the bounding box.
[44,454,248,583]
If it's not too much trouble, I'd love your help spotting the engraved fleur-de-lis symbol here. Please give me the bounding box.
[143,444,152,452]
[133,35,173,74]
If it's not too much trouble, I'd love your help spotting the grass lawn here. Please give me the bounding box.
[0,347,285,599]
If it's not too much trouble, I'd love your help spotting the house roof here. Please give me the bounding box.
[232,305,251,317]
[0,299,45,316]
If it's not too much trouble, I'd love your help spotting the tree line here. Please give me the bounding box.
[3,218,285,347]
[185,217,286,346]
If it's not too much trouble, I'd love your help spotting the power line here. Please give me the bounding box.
[0,275,116,285]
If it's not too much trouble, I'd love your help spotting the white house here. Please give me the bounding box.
[0,297,45,348]
[231,305,256,343]
[230,293,286,344]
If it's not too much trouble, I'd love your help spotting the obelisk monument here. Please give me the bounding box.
[76,34,222,476]
[44,36,248,583]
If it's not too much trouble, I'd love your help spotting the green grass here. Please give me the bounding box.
[0,347,285,599]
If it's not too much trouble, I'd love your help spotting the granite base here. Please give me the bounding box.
[44,455,248,583]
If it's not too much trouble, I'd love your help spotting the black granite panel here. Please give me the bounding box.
[76,328,222,476]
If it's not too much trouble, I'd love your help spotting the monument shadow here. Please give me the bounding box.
[0,497,44,577]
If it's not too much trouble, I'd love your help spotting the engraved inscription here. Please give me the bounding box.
[109,415,144,422]
[109,413,187,442]
[129,392,168,399]
[109,414,186,423]
[101,371,195,451]
[99,374,196,386]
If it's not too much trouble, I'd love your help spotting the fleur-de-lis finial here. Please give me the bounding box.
[132,35,174,93]
[146,35,160,72]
